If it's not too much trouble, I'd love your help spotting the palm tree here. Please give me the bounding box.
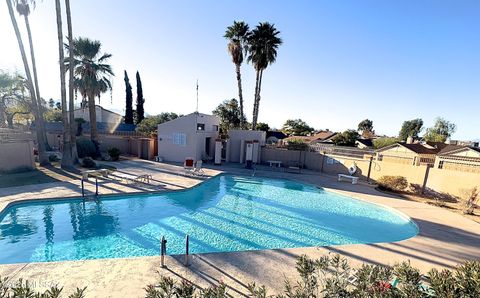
[6,0,49,165]
[247,22,282,130]
[54,0,73,167]
[65,0,78,163]
[224,21,250,129]
[66,37,113,155]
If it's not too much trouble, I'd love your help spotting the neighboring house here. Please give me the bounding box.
[435,146,480,172]
[157,112,219,163]
[266,131,287,144]
[355,139,373,149]
[74,105,123,125]
[284,130,337,144]
[376,142,439,165]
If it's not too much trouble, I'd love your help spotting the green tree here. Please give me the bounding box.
[54,0,73,167]
[424,117,457,142]
[373,137,399,149]
[136,113,179,137]
[247,22,282,130]
[212,98,245,134]
[282,119,314,136]
[44,108,62,122]
[7,0,49,165]
[136,71,144,124]
[124,71,133,124]
[256,122,269,131]
[0,71,32,128]
[66,37,114,155]
[224,21,250,129]
[398,118,423,141]
[332,129,359,146]
[358,119,374,136]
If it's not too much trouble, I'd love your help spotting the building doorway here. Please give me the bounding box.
[205,137,211,157]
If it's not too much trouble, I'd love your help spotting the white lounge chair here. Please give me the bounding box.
[113,172,152,184]
[184,157,195,175]
[338,162,358,184]
[192,160,205,176]
[286,161,302,173]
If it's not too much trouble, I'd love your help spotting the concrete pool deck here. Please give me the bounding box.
[0,159,479,297]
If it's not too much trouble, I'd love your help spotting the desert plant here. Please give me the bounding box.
[76,137,97,158]
[107,147,121,161]
[0,276,85,298]
[49,154,60,162]
[82,157,96,168]
[377,176,408,192]
[461,187,479,215]
[145,276,226,298]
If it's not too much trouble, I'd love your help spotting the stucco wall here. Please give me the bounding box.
[0,141,35,172]
[228,130,266,163]
[74,106,122,124]
[426,168,480,198]
[157,113,220,162]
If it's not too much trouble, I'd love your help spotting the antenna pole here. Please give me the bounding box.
[196,79,199,112]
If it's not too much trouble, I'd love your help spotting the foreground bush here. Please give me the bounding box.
[107,147,121,161]
[377,175,408,192]
[76,137,97,158]
[81,157,96,169]
[2,255,478,297]
[143,255,480,298]
[0,277,86,298]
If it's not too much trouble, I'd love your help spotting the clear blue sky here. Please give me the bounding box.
[1,0,479,139]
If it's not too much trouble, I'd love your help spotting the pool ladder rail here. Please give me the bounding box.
[160,234,191,268]
[80,178,100,201]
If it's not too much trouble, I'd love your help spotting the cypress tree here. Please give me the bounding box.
[124,70,133,124]
[136,71,145,124]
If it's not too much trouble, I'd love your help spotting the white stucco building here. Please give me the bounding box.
[74,105,123,125]
[157,112,220,162]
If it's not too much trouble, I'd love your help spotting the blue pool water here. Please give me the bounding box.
[0,175,417,264]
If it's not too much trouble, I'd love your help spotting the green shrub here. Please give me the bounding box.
[76,137,96,158]
[48,154,60,162]
[107,147,121,161]
[286,139,309,151]
[377,175,408,192]
[82,157,96,169]
[0,277,86,298]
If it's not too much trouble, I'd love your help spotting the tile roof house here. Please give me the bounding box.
[266,131,287,144]
[435,146,480,172]
[355,139,373,149]
[375,142,438,165]
[284,130,337,144]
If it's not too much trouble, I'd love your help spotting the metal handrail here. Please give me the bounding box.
[160,236,167,268]
[184,235,190,266]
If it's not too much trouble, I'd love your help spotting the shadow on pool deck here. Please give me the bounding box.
[0,159,479,297]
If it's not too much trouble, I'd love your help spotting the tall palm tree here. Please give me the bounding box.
[54,0,73,167]
[247,22,282,130]
[65,0,78,163]
[6,0,49,165]
[66,37,113,155]
[224,21,250,129]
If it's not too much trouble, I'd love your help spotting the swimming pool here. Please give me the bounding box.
[0,175,417,264]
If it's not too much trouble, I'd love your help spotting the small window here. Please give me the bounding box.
[213,125,218,131]
[197,123,205,130]
[438,160,444,169]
